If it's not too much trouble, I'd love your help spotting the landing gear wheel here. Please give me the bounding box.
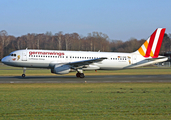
[79,73,85,78]
[22,74,25,78]
[76,73,80,78]
[22,67,26,78]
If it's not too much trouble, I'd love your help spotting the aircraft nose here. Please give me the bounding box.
[1,57,7,64]
[1,57,5,63]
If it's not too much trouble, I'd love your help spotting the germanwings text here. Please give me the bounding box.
[29,51,65,56]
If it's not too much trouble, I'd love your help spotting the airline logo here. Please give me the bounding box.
[29,51,65,56]
[138,28,166,58]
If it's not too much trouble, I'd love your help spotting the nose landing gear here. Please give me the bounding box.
[22,74,25,78]
[22,67,26,78]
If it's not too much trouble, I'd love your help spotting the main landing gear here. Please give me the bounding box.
[76,72,85,78]
[22,67,26,78]
[76,69,85,78]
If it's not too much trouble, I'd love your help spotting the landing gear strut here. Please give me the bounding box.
[22,67,26,78]
[76,69,85,78]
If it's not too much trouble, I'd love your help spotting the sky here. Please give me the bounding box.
[0,0,171,41]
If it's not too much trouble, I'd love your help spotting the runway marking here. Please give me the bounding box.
[1,75,171,83]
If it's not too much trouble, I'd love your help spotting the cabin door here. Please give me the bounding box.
[22,52,27,61]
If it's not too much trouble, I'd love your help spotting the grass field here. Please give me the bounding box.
[0,63,171,76]
[0,83,171,119]
[1,63,171,119]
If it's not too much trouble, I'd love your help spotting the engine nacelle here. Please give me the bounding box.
[52,64,70,74]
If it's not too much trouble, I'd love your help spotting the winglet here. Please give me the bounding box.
[136,28,166,58]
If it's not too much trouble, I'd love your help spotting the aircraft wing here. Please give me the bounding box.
[67,57,107,68]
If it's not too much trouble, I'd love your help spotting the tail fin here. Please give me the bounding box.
[136,28,166,58]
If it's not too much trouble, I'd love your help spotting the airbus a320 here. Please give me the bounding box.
[1,28,168,78]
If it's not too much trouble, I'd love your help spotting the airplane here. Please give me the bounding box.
[1,28,168,78]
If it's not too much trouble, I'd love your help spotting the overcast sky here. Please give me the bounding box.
[1,0,171,41]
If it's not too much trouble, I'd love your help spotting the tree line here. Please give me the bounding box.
[0,30,171,59]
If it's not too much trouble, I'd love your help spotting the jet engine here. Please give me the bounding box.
[51,64,71,74]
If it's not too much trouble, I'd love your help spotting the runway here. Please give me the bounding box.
[0,75,171,83]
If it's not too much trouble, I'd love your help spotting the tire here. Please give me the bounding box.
[76,73,80,78]
[22,74,25,78]
[79,73,85,78]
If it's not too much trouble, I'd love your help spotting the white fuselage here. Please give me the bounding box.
[1,49,168,71]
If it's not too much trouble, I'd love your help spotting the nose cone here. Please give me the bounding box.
[1,57,5,63]
[1,57,7,64]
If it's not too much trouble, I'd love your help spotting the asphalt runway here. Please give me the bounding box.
[0,75,171,83]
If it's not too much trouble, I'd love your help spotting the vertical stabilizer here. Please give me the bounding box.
[136,28,166,58]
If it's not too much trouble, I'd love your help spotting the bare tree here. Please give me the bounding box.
[55,31,63,50]
[64,34,70,50]
[168,33,171,51]
[0,30,8,58]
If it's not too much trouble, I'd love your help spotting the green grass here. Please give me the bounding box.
[0,83,171,119]
[0,64,171,76]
